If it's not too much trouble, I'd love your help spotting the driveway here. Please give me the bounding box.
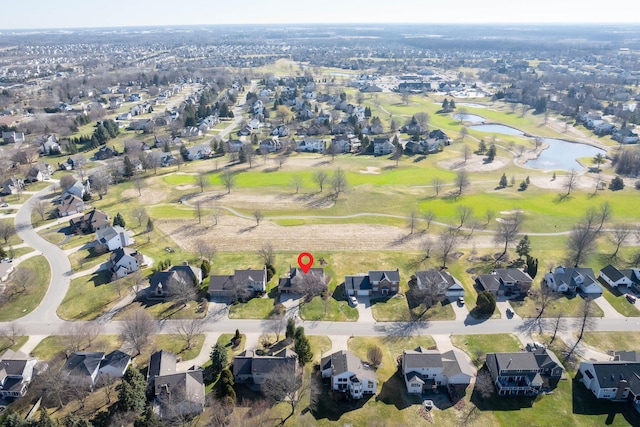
[496,299,520,320]
[432,334,477,377]
[449,299,469,321]
[355,295,375,322]
[592,294,625,319]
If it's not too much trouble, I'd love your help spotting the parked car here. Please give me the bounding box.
[349,296,358,307]
[626,294,636,304]
[458,297,465,306]
[506,307,514,317]
[0,203,8,207]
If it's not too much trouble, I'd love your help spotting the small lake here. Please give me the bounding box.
[457,102,488,108]
[469,124,524,135]
[526,138,605,170]
[453,113,485,123]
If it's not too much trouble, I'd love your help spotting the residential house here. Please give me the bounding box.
[415,270,465,300]
[272,125,290,137]
[154,135,173,148]
[345,269,401,296]
[543,266,603,296]
[65,154,87,170]
[185,143,211,160]
[147,350,205,419]
[259,138,281,153]
[0,350,37,398]
[63,352,105,388]
[57,194,84,217]
[148,263,203,300]
[98,350,132,378]
[372,138,395,156]
[208,267,267,300]
[63,179,90,199]
[95,146,117,160]
[116,112,132,121]
[579,360,640,405]
[331,135,355,153]
[110,247,144,279]
[422,138,443,153]
[25,163,53,182]
[181,127,202,138]
[486,347,564,396]
[612,128,639,145]
[2,177,24,195]
[278,266,326,294]
[401,347,473,394]
[233,348,298,385]
[38,134,60,154]
[297,138,326,153]
[69,208,110,234]
[2,131,25,144]
[599,265,640,292]
[321,350,377,399]
[226,139,243,153]
[429,129,450,144]
[238,125,252,136]
[475,268,533,297]
[96,225,131,251]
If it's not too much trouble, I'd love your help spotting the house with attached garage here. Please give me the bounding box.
[279,266,326,294]
[148,263,203,300]
[599,264,640,292]
[110,247,144,279]
[63,352,105,388]
[321,350,377,399]
[345,269,400,296]
[415,270,465,301]
[401,347,474,394]
[372,137,395,155]
[579,360,640,406]
[98,350,132,378]
[475,268,533,297]
[69,208,110,234]
[57,194,84,217]
[233,348,298,385]
[0,350,37,398]
[543,266,602,296]
[96,225,131,251]
[208,267,267,301]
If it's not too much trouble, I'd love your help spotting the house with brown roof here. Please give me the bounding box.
[345,269,400,296]
[69,209,109,234]
[57,194,84,217]
[208,267,267,301]
[475,268,533,297]
[415,270,465,301]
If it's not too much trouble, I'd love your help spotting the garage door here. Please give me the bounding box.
[357,290,370,296]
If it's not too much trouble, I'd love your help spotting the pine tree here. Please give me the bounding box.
[516,235,531,259]
[526,256,539,279]
[123,156,135,178]
[118,368,147,413]
[285,317,296,339]
[210,343,228,373]
[499,173,508,188]
[200,259,211,278]
[487,143,497,162]
[442,99,449,111]
[113,212,126,227]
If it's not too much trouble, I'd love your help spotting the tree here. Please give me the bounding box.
[123,155,136,178]
[291,174,304,193]
[486,143,497,162]
[118,367,147,413]
[498,173,508,188]
[194,201,203,224]
[131,207,147,228]
[494,210,524,260]
[59,174,76,192]
[174,318,204,350]
[406,211,418,235]
[567,223,598,267]
[113,212,126,227]
[331,167,347,196]
[454,170,470,196]
[196,172,210,193]
[476,290,496,315]
[516,235,531,259]
[286,317,296,339]
[0,221,15,244]
[609,225,632,259]
[0,323,23,347]
[456,205,474,230]
[563,168,578,195]
[610,176,625,191]
[597,201,613,233]
[574,297,596,345]
[478,140,487,154]
[261,364,311,426]
[10,267,36,295]
[391,138,403,166]
[533,284,558,320]
[422,210,435,230]
[437,229,459,268]
[459,126,468,142]
[33,198,48,221]
[294,330,313,365]
[210,343,229,374]
[593,153,605,172]
[431,177,443,196]
[253,209,264,226]
[462,144,471,164]
[526,256,539,279]
[365,345,383,369]
[119,308,157,356]
[475,368,495,399]
[221,170,235,193]
[291,271,328,302]
[313,170,328,192]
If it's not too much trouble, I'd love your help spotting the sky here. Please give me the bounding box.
[2,0,639,30]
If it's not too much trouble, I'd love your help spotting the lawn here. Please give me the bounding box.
[216,333,246,362]
[59,232,95,250]
[510,292,604,318]
[32,335,123,360]
[580,332,640,354]
[39,228,68,245]
[114,299,206,320]
[0,335,28,353]
[0,255,50,321]
[451,334,522,367]
[57,271,126,320]
[228,297,281,319]
[151,333,205,361]
[68,248,111,272]
[299,296,358,322]
[599,281,640,317]
[371,295,455,321]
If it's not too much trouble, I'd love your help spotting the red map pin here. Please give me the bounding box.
[297,252,314,274]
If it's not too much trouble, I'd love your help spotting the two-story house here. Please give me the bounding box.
[402,347,474,394]
[233,348,298,385]
[0,350,37,398]
[148,263,203,300]
[415,270,465,301]
[110,247,144,279]
[321,350,377,399]
[344,269,400,297]
[475,268,533,297]
[208,267,267,301]
[96,225,131,251]
[543,266,602,296]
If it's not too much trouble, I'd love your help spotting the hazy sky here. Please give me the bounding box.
[2,0,638,30]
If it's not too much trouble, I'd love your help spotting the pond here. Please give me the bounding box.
[469,124,524,135]
[456,102,488,108]
[525,138,605,170]
[453,113,485,123]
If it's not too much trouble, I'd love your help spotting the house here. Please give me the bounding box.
[98,350,132,378]
[579,360,640,404]
[486,347,564,396]
[331,135,354,153]
[65,154,87,170]
[259,138,281,153]
[297,138,326,153]
[63,352,105,388]
[415,270,465,300]
[226,139,243,153]
[185,143,211,160]
[181,127,201,138]
[95,145,117,160]
[2,131,25,144]
[38,134,60,154]
[208,267,267,300]
[116,112,132,121]
[402,347,473,394]
[372,138,395,155]
[69,208,110,234]
[345,269,401,296]
[543,266,602,296]
[2,177,24,195]
[110,247,144,278]
[57,194,84,217]
[272,125,290,137]
[278,266,326,294]
[147,350,205,418]
[475,268,533,297]
[0,349,37,398]
[599,265,640,292]
[148,263,203,299]
[320,350,377,399]
[233,348,298,385]
[63,179,90,199]
[25,163,53,182]
[96,225,131,251]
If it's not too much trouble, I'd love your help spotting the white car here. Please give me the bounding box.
[349,296,358,307]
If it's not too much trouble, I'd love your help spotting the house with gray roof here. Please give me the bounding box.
[98,350,132,378]
[109,247,144,279]
[233,348,298,385]
[543,266,602,296]
[69,208,109,234]
[321,350,377,399]
[279,266,326,294]
[63,352,105,388]
[208,267,267,301]
[148,263,202,300]
[345,269,400,296]
[415,270,465,301]
[579,360,640,404]
[0,349,37,398]
[475,268,533,297]
[599,265,640,293]
[402,346,474,394]
[96,225,131,251]
[486,347,564,396]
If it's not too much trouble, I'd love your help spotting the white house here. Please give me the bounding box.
[96,226,131,251]
[186,143,212,160]
[38,134,60,154]
[297,138,326,153]
[402,347,474,394]
[110,247,144,278]
[579,360,640,403]
[63,179,90,199]
[373,138,395,155]
[599,265,640,290]
[0,350,37,398]
[543,266,602,296]
[320,350,377,399]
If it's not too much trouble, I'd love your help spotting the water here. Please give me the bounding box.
[457,102,488,108]
[526,138,605,170]
[453,113,485,123]
[469,124,524,135]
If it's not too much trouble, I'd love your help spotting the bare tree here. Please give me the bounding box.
[456,205,474,230]
[609,225,632,259]
[406,211,418,235]
[475,369,495,399]
[431,177,444,197]
[220,171,235,194]
[276,153,288,169]
[10,267,36,295]
[549,310,565,345]
[437,229,459,269]
[168,276,198,307]
[194,239,217,261]
[97,373,118,404]
[211,204,222,225]
[91,169,111,200]
[597,201,613,233]
[257,243,275,266]
[242,144,255,168]
[174,318,204,350]
[459,126,469,142]
[261,364,312,426]
[196,172,210,193]
[128,271,147,299]
[291,174,304,194]
[563,168,578,196]
[454,170,470,196]
[567,223,598,267]
[462,144,471,164]
[33,199,48,222]
[494,210,524,260]
[331,167,347,196]
[367,345,383,369]
[59,174,76,192]
[119,307,157,356]
[64,322,102,354]
[253,210,264,226]
[0,221,15,244]
[194,201,203,224]
[533,284,558,320]
[574,297,596,346]
[291,271,328,302]
[131,207,148,228]
[422,210,435,230]
[312,170,328,193]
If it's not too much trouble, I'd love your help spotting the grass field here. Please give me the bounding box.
[58,271,127,320]
[0,255,50,321]
[451,334,523,367]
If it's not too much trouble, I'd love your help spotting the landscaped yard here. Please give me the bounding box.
[510,293,604,318]
[114,299,206,320]
[580,331,640,354]
[58,271,127,320]
[228,297,281,320]
[299,296,358,322]
[0,255,50,321]
[371,295,455,321]
[600,282,640,317]
[451,334,522,367]
[32,335,123,360]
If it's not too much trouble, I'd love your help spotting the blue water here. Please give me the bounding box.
[526,138,605,171]
[453,113,485,123]
[457,102,487,108]
[469,124,524,135]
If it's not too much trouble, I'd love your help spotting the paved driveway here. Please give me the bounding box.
[592,294,625,319]
[355,295,375,322]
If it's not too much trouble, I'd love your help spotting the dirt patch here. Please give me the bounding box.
[359,166,381,174]
[438,156,508,172]
[528,172,600,191]
[176,184,197,191]
[189,190,335,210]
[122,188,169,205]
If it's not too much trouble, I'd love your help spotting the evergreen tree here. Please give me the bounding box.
[478,140,487,154]
[476,290,496,315]
[38,408,57,427]
[61,414,91,427]
[516,235,531,259]
[285,317,296,339]
[146,217,154,233]
[487,143,497,162]
[123,156,135,178]
[200,259,211,279]
[519,180,528,191]
[449,99,456,109]
[210,343,228,373]
[442,99,449,111]
[134,405,162,427]
[294,334,313,365]
[113,212,126,227]
[118,367,147,413]
[526,256,539,279]
[499,173,508,188]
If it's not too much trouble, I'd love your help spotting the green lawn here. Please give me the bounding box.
[299,296,358,322]
[114,300,206,320]
[580,332,640,354]
[510,292,604,318]
[150,333,205,361]
[68,248,110,272]
[0,255,50,321]
[0,336,28,353]
[451,333,522,367]
[32,335,123,360]
[59,233,95,250]
[216,333,246,362]
[371,295,455,321]
[600,282,640,317]
[58,271,126,320]
[228,297,281,319]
